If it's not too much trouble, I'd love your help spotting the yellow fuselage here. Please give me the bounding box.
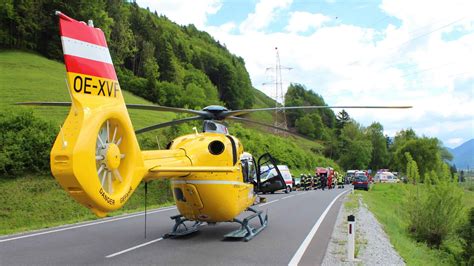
[143,132,255,222]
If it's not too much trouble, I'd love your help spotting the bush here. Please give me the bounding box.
[405,181,465,248]
[459,207,474,265]
[0,111,57,177]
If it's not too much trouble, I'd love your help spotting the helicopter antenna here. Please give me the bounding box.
[144,181,148,239]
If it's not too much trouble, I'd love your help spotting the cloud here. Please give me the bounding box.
[447,138,464,147]
[285,12,331,33]
[239,0,293,32]
[135,0,222,28]
[136,0,474,146]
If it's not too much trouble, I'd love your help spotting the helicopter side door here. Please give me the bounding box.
[256,153,286,193]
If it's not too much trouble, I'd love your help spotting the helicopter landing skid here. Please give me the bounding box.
[163,214,202,238]
[224,207,268,241]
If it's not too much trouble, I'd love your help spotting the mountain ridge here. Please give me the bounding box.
[448,139,474,170]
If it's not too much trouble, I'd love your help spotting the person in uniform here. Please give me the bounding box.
[304,174,311,190]
[313,173,320,190]
[337,172,344,188]
[306,174,314,190]
[320,173,326,190]
[300,174,306,191]
[327,172,333,189]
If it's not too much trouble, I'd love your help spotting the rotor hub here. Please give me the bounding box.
[104,143,121,170]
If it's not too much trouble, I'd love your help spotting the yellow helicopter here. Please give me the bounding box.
[20,12,411,241]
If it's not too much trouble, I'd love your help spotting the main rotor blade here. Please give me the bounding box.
[16,102,207,116]
[125,104,207,116]
[227,116,314,140]
[135,116,203,134]
[16,102,71,107]
[223,105,412,117]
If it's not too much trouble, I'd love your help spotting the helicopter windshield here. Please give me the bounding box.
[203,120,228,134]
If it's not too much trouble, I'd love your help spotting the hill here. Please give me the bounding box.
[0,50,331,171]
[1,1,254,110]
[448,139,474,170]
[0,50,176,129]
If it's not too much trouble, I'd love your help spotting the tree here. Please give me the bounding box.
[285,83,335,140]
[367,122,389,170]
[336,110,350,136]
[405,152,420,184]
[339,139,372,170]
[391,128,417,152]
[106,0,136,66]
[393,137,444,180]
[338,122,373,170]
[295,114,316,138]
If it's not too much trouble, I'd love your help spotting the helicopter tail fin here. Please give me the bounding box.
[51,12,144,217]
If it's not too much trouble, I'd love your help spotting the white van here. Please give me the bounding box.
[260,165,293,193]
[374,171,398,183]
[277,165,294,192]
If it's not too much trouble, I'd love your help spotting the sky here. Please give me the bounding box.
[136,0,474,148]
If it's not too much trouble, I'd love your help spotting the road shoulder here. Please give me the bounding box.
[322,191,405,265]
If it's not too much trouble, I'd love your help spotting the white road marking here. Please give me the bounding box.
[259,199,279,206]
[0,207,176,243]
[105,237,164,258]
[106,222,209,258]
[281,195,295,200]
[288,189,349,266]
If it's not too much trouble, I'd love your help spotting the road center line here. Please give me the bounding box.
[0,207,176,243]
[106,222,209,258]
[105,237,164,258]
[259,199,279,206]
[288,189,349,266]
[281,195,295,200]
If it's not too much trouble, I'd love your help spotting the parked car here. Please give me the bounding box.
[353,175,370,191]
[374,171,398,183]
[345,170,357,183]
[386,174,399,183]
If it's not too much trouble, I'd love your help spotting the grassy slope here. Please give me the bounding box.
[247,88,274,122]
[360,183,473,265]
[0,50,176,128]
[0,175,171,235]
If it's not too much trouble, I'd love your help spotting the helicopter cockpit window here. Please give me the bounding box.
[240,153,256,184]
[248,161,256,181]
[241,160,257,184]
[203,120,228,134]
[241,159,249,182]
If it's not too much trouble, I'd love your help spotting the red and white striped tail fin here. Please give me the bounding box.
[57,11,121,101]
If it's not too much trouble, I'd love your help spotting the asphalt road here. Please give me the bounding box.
[0,187,350,265]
